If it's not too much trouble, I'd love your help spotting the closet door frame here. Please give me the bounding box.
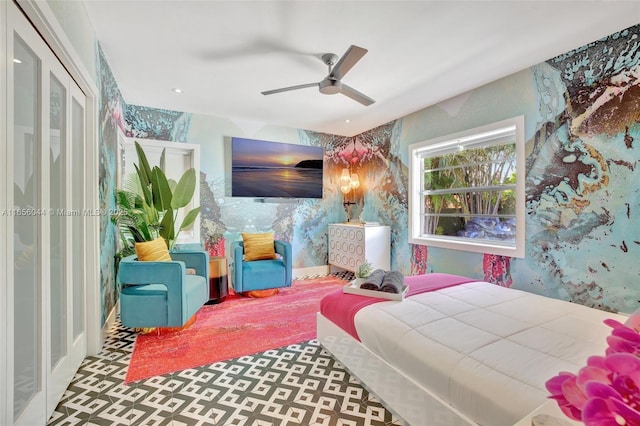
[46,64,89,416]
[0,0,8,421]
[14,0,101,356]
[2,1,100,424]
[6,5,51,422]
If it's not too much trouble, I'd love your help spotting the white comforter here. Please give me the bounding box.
[353,281,627,426]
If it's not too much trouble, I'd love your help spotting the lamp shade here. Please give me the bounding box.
[340,168,351,185]
[350,173,360,189]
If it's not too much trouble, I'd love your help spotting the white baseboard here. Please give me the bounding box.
[292,265,330,279]
[99,303,119,353]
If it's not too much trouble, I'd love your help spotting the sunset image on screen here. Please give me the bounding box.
[231,137,324,198]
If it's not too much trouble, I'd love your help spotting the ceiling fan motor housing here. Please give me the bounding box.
[319,79,342,95]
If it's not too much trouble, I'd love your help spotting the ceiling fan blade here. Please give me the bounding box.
[340,83,375,106]
[261,82,319,96]
[330,45,368,81]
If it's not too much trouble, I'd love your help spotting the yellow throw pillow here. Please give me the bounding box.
[135,237,172,261]
[242,232,276,261]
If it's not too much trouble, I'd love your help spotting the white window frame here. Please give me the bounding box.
[120,137,201,245]
[408,115,525,258]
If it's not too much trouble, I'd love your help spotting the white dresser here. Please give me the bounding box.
[328,223,391,273]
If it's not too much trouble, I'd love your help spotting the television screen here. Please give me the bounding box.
[231,137,324,198]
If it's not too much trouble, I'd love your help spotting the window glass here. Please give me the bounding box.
[409,116,525,258]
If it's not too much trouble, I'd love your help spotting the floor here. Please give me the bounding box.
[48,276,405,426]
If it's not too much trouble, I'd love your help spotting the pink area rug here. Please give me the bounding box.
[126,276,346,383]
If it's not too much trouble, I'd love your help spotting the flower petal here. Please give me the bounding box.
[625,309,640,332]
[562,374,589,410]
[605,318,627,330]
[578,365,612,388]
[546,372,576,395]
[609,398,640,424]
[605,353,640,374]
[611,327,640,342]
[585,381,623,401]
[587,356,609,369]
[582,397,622,426]
[546,372,583,420]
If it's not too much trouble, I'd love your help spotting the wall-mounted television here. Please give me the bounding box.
[231,137,324,199]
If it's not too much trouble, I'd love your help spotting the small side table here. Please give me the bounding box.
[206,256,228,304]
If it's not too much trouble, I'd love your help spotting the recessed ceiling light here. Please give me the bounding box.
[171,88,183,93]
[13,58,22,64]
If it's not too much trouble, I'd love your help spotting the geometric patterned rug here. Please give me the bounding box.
[48,279,406,425]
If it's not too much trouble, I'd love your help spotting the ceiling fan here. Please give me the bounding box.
[261,45,375,106]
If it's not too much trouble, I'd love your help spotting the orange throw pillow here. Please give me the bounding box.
[241,232,276,261]
[135,237,171,261]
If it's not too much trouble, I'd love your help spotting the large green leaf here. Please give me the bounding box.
[160,149,166,173]
[142,201,159,226]
[134,163,152,203]
[167,178,177,193]
[134,141,153,185]
[171,168,196,209]
[178,207,201,231]
[159,208,175,244]
[151,166,172,212]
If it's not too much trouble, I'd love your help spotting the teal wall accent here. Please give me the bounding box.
[396,24,640,313]
[120,23,640,315]
[96,44,125,326]
[96,22,640,319]
[124,105,191,142]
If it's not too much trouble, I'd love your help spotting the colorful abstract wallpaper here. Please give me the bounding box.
[96,23,640,324]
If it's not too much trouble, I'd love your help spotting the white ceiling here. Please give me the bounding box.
[83,1,640,137]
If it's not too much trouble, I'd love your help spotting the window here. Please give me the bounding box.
[408,116,525,258]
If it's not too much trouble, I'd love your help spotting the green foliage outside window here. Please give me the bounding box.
[423,143,516,238]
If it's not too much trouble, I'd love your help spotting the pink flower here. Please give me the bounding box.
[626,310,640,333]
[546,372,585,420]
[579,354,640,425]
[604,319,640,356]
[577,356,612,389]
[582,395,640,426]
[547,319,640,425]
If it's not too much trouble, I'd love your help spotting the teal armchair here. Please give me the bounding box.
[232,240,292,293]
[118,250,209,328]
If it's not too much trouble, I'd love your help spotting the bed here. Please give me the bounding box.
[317,273,627,426]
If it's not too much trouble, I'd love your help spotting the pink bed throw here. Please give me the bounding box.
[403,273,476,297]
[320,273,476,340]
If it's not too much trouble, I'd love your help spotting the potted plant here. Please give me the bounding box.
[112,141,201,255]
[356,260,373,279]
